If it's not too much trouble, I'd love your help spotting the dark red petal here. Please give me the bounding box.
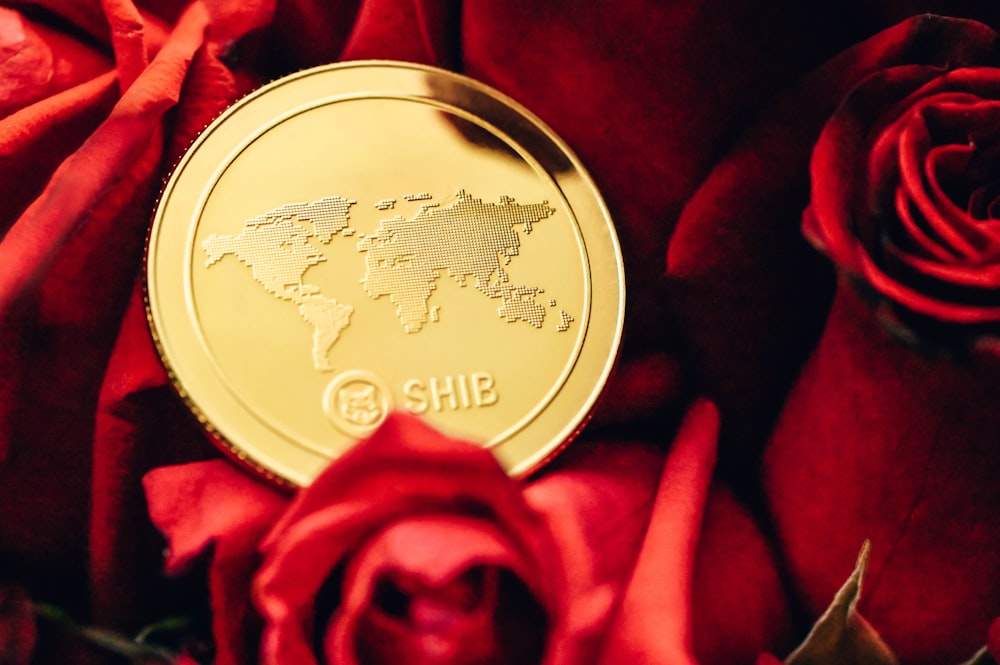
[892,185,959,263]
[143,460,287,575]
[764,283,1000,661]
[858,250,1000,323]
[885,242,1000,288]
[968,181,1000,220]
[597,400,718,664]
[143,461,289,665]
[0,3,210,316]
[897,106,981,260]
[989,617,1000,659]
[324,517,520,665]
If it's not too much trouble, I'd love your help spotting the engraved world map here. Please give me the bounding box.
[202,191,575,371]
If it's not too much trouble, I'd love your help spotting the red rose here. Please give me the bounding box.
[147,400,799,665]
[145,414,665,665]
[664,13,1000,663]
[665,15,1000,467]
[9,1,1000,663]
[762,18,1000,664]
[804,53,1000,348]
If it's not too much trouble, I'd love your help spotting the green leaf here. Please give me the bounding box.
[134,615,198,644]
[957,646,997,665]
[784,540,898,665]
[33,602,179,664]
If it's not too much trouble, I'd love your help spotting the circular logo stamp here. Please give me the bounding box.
[322,370,392,437]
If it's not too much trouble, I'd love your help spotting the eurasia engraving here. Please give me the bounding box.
[202,191,573,371]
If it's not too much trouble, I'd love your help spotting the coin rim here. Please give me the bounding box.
[145,60,625,486]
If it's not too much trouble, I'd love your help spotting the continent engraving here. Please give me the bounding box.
[556,310,575,332]
[202,191,573,374]
[202,197,356,371]
[357,191,557,333]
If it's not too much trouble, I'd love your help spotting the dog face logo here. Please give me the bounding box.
[337,382,382,426]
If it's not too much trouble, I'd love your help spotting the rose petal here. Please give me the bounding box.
[891,183,961,263]
[857,248,1000,322]
[968,181,1000,220]
[325,517,530,665]
[597,399,719,664]
[341,0,435,63]
[88,285,200,626]
[0,8,55,116]
[691,486,794,663]
[355,518,525,586]
[0,2,210,316]
[412,0,460,69]
[144,460,287,575]
[764,284,1000,662]
[525,439,663,597]
[144,460,288,665]
[885,241,1000,288]
[897,104,979,260]
[525,440,665,661]
[988,617,1000,659]
[255,415,569,665]
[103,0,149,91]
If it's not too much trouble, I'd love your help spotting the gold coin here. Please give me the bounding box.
[146,61,625,486]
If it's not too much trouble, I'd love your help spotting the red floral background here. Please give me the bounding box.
[0,1,998,663]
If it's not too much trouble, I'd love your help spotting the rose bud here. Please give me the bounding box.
[763,16,1000,664]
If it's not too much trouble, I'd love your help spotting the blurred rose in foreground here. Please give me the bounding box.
[146,413,666,664]
[252,415,600,665]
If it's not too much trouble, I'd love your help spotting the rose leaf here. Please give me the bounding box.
[956,646,997,665]
[782,540,898,665]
